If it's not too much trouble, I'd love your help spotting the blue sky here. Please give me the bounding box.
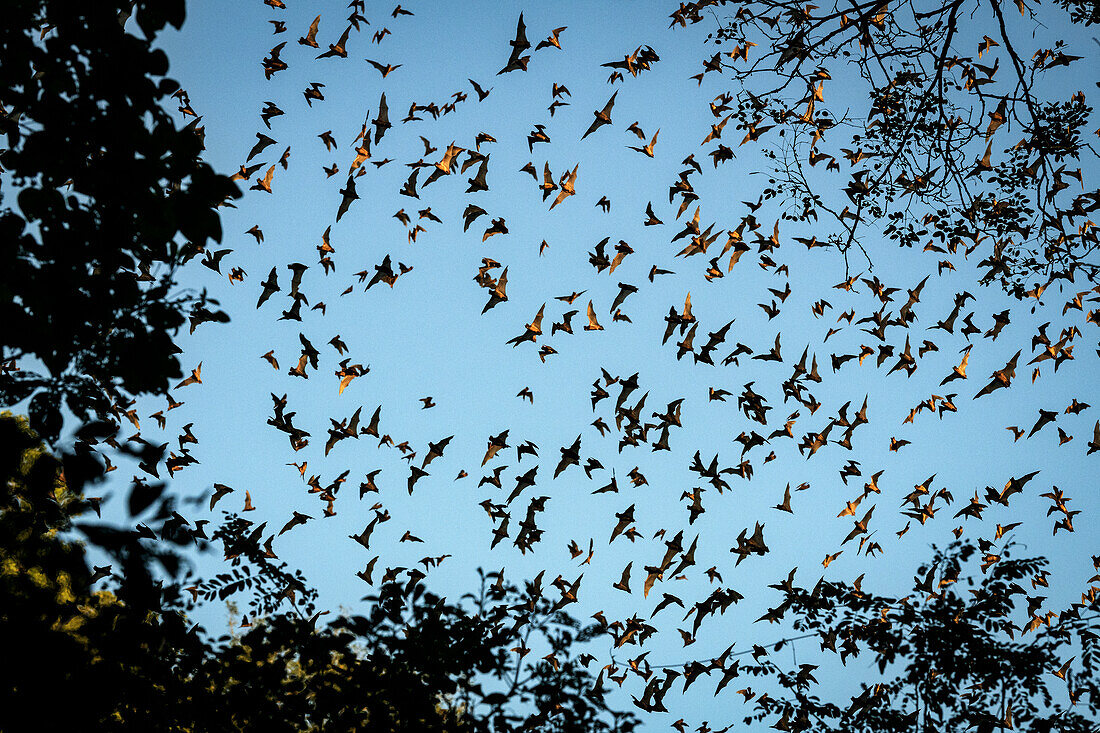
[83,0,1100,727]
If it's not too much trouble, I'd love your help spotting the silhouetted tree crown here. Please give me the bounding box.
[690,0,1098,294]
[0,0,237,444]
[739,540,1100,732]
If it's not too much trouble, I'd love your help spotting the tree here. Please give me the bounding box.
[188,577,638,732]
[0,0,237,444]
[684,0,1098,294]
[737,540,1100,731]
[190,562,639,732]
[0,410,211,729]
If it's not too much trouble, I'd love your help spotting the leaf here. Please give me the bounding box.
[27,390,62,444]
[0,375,43,405]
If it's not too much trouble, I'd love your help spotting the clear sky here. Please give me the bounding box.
[86,0,1100,728]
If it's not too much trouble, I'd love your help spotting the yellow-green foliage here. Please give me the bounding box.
[0,411,102,641]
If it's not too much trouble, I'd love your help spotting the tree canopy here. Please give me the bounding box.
[0,0,236,443]
[691,0,1099,294]
[744,540,1100,732]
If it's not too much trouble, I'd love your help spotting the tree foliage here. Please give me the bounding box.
[737,541,1100,731]
[686,0,1099,294]
[0,410,206,729]
[0,0,237,443]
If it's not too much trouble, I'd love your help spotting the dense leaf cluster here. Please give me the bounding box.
[0,0,236,443]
